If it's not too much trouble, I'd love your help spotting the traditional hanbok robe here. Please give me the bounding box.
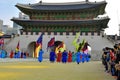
[49,51,56,62]
[38,49,44,62]
[76,52,81,64]
[67,51,72,62]
[62,51,68,63]
[56,51,62,62]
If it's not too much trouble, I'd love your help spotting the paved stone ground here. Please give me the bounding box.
[0,58,38,62]
[0,59,116,80]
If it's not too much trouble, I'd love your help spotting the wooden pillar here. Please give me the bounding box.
[72,12,75,20]
[47,12,50,20]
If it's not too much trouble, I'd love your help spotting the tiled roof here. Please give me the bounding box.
[16,1,106,11]
[11,18,109,26]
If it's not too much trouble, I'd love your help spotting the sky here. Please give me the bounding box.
[0,0,120,35]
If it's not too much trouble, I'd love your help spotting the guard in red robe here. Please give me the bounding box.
[56,51,62,62]
[9,50,14,58]
[67,51,72,62]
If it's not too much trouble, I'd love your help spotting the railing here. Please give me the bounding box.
[104,35,118,44]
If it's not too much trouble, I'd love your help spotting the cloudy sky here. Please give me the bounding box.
[0,0,120,35]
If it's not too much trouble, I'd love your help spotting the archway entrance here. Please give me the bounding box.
[27,42,36,57]
[27,41,67,58]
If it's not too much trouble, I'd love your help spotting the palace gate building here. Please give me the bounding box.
[9,1,113,60]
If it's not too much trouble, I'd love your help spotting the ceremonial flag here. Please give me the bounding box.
[58,42,64,50]
[47,37,55,51]
[15,41,19,52]
[77,39,86,52]
[80,39,90,54]
[72,32,80,45]
[82,42,88,53]
[81,39,86,48]
[55,42,66,53]
[34,33,43,58]
[72,32,80,51]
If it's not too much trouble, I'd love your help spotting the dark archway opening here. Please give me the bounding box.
[27,42,36,57]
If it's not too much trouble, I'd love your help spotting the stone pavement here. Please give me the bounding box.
[0,58,38,62]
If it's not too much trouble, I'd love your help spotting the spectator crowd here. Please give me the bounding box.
[102,43,120,80]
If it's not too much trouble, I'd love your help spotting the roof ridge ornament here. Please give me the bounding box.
[86,0,89,2]
[39,0,42,4]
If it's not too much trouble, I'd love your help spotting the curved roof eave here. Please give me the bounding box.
[16,1,107,11]
[11,18,109,27]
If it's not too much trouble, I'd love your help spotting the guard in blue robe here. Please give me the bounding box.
[62,50,68,63]
[0,51,1,58]
[1,50,7,58]
[17,51,21,58]
[14,52,17,58]
[49,50,56,62]
[23,52,26,58]
[86,53,91,62]
[38,49,44,62]
[81,52,85,63]
[76,51,81,64]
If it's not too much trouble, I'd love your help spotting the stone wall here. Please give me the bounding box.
[5,33,114,60]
